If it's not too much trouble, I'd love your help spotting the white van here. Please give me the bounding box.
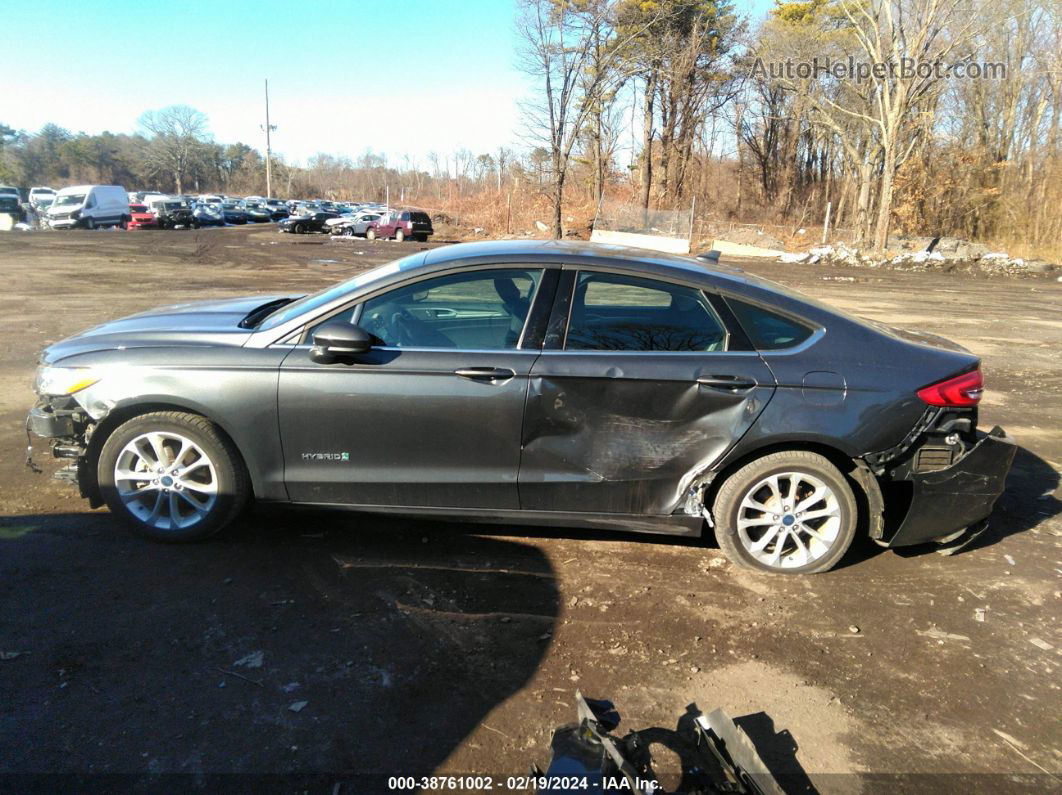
[47,185,129,229]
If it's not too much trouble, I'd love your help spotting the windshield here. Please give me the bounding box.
[55,193,86,207]
[130,204,148,212]
[257,253,425,331]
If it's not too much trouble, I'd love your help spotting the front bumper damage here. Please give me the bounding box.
[876,425,1016,548]
[26,395,102,507]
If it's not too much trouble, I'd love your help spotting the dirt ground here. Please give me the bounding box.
[0,224,1059,792]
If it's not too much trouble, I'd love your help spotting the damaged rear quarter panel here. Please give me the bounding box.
[517,351,776,515]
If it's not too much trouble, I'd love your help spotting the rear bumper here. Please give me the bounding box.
[883,427,1016,547]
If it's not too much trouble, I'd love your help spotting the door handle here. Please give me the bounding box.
[696,375,758,391]
[455,367,516,381]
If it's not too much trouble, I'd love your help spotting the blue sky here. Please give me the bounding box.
[1,0,773,166]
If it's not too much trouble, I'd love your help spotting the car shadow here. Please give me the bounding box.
[0,511,558,786]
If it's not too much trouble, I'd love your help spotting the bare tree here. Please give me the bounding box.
[137,105,211,194]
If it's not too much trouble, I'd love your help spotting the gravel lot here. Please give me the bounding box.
[0,225,1059,792]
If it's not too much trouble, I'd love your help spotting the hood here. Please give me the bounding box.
[47,201,84,217]
[43,294,297,362]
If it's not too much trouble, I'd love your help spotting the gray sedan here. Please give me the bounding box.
[27,240,1015,574]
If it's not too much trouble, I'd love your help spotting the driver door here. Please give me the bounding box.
[278,266,551,509]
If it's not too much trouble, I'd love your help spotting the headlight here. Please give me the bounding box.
[36,366,100,396]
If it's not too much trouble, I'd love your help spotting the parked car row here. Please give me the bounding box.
[3,183,434,240]
[283,205,434,242]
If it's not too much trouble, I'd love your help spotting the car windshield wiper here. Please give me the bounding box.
[239,297,299,329]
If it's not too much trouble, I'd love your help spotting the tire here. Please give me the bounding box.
[84,218,96,230]
[415,234,428,242]
[712,451,857,574]
[365,227,376,241]
[120,215,130,230]
[395,228,405,242]
[294,223,306,234]
[97,411,250,543]
[343,226,355,237]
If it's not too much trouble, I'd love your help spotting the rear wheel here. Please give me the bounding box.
[98,411,249,542]
[395,228,405,242]
[415,233,428,242]
[712,451,857,574]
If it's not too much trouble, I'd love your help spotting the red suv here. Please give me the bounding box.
[366,209,433,242]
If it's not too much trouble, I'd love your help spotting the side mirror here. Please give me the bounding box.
[310,322,373,362]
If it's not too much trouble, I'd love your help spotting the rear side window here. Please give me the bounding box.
[727,298,814,350]
[565,272,726,352]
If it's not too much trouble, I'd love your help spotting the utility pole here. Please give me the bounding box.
[260,79,277,199]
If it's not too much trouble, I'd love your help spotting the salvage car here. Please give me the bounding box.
[366,209,432,242]
[126,203,158,230]
[327,211,381,237]
[192,203,225,227]
[147,197,196,230]
[278,211,338,234]
[26,240,1015,574]
[242,202,273,223]
[220,202,248,225]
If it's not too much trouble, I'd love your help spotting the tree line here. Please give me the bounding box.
[2,0,1059,254]
[518,0,1060,252]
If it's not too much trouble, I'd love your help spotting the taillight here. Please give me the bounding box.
[917,369,984,407]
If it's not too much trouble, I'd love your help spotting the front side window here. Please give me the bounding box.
[354,268,544,349]
[565,272,726,352]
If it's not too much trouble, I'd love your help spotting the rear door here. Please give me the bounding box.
[519,269,776,516]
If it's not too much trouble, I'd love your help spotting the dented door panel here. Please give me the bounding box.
[518,352,776,515]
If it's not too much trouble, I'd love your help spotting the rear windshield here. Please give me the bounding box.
[0,197,18,211]
[410,212,431,223]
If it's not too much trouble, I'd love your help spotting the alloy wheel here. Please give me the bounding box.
[736,471,841,569]
[113,431,218,530]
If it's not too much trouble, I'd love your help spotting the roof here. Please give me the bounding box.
[423,238,756,287]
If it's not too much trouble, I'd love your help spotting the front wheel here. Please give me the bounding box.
[97,411,250,542]
[365,227,377,241]
[343,226,355,237]
[712,451,857,574]
[84,218,96,230]
[294,222,306,234]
